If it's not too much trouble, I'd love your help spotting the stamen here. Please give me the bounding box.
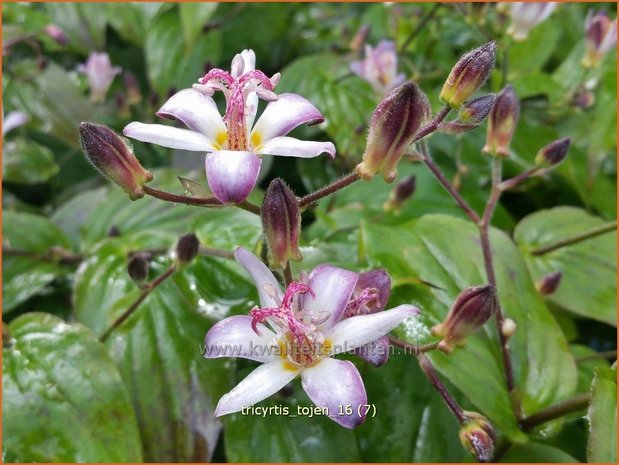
[345,287,380,317]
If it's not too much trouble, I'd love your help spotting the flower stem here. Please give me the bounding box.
[418,353,466,424]
[236,200,262,215]
[100,265,177,342]
[199,246,235,260]
[530,221,617,256]
[413,105,452,143]
[420,142,481,223]
[519,393,591,430]
[2,246,83,265]
[575,350,617,363]
[388,336,439,355]
[143,185,222,206]
[298,172,360,208]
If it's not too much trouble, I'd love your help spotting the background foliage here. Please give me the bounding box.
[2,2,617,463]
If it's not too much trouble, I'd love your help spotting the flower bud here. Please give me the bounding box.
[439,94,495,134]
[44,24,68,46]
[124,72,142,105]
[383,175,416,213]
[536,271,562,295]
[439,42,496,109]
[482,85,520,157]
[573,87,596,109]
[79,122,153,200]
[534,138,571,169]
[261,178,302,268]
[459,411,496,463]
[127,253,149,283]
[355,82,430,183]
[501,318,517,338]
[176,233,200,265]
[582,11,617,68]
[432,285,496,354]
[349,25,371,52]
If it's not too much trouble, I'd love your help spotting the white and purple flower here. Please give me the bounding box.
[124,50,335,204]
[204,248,419,428]
[77,52,121,102]
[507,3,557,41]
[350,40,406,95]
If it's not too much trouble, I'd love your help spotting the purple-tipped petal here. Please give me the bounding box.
[354,336,390,367]
[256,136,336,159]
[234,247,282,308]
[205,150,261,203]
[156,89,227,142]
[302,265,358,331]
[301,358,367,429]
[251,93,325,142]
[355,269,392,313]
[123,122,215,152]
[215,360,299,417]
[204,315,278,363]
[329,304,419,355]
[3,111,28,136]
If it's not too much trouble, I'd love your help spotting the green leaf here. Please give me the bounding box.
[2,139,59,184]
[106,3,161,46]
[360,214,578,442]
[509,18,562,76]
[501,442,579,463]
[514,207,617,326]
[192,207,262,252]
[355,353,467,462]
[587,366,617,463]
[44,3,107,52]
[145,7,221,96]
[179,3,218,48]
[2,313,142,462]
[2,211,73,313]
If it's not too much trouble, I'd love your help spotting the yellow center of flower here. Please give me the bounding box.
[280,334,331,369]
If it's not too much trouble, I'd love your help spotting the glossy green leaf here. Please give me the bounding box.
[2,139,59,185]
[587,366,617,463]
[3,211,73,313]
[107,3,161,46]
[44,3,107,52]
[145,7,221,96]
[501,442,579,463]
[514,207,617,326]
[179,3,218,47]
[192,207,262,252]
[360,214,578,441]
[2,313,142,462]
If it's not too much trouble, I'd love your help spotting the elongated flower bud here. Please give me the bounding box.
[582,11,617,68]
[127,253,149,283]
[482,85,520,157]
[439,42,496,109]
[432,285,496,354]
[536,271,562,295]
[459,411,496,463]
[44,24,68,46]
[355,82,430,183]
[79,122,153,200]
[176,233,200,264]
[384,175,416,213]
[535,138,571,169]
[439,94,495,134]
[261,178,302,268]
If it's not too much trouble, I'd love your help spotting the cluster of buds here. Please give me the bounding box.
[79,122,153,200]
[583,11,617,68]
[432,285,496,354]
[459,411,496,462]
[261,178,302,269]
[355,82,430,183]
[482,85,520,157]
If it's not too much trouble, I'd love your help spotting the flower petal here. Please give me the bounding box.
[251,93,325,141]
[301,358,367,429]
[355,269,391,313]
[301,265,358,331]
[235,247,282,308]
[2,111,28,136]
[354,336,390,367]
[204,315,278,363]
[215,360,299,417]
[329,304,419,355]
[123,122,215,151]
[156,88,226,142]
[256,136,336,159]
[205,150,261,203]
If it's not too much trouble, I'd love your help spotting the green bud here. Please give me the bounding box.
[459,411,496,463]
[534,138,571,169]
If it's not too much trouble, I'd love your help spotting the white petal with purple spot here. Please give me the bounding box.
[205,150,261,203]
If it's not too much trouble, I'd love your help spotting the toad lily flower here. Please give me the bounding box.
[507,3,557,41]
[350,40,406,95]
[124,50,335,204]
[204,248,419,428]
[77,52,121,102]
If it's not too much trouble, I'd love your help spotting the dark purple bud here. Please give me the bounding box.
[439,94,496,135]
[176,233,200,264]
[261,178,302,268]
[483,85,520,157]
[535,138,571,169]
[79,122,153,200]
[440,42,496,108]
[44,24,68,46]
[123,72,141,105]
[128,253,149,283]
[432,285,496,354]
[459,411,496,463]
[573,87,595,109]
[583,11,617,68]
[536,271,563,295]
[108,225,121,237]
[384,175,416,213]
[355,82,430,183]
